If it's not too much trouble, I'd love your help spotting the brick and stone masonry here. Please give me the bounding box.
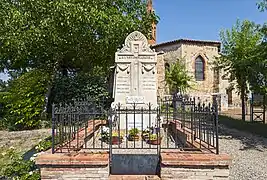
[36,152,109,180]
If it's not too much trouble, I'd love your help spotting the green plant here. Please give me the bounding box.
[0,148,40,180]
[165,60,193,94]
[142,129,150,134]
[149,134,161,140]
[112,132,123,137]
[129,128,139,136]
[35,136,52,152]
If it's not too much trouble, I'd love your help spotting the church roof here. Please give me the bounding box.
[152,38,221,48]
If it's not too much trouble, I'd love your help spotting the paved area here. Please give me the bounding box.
[219,125,267,180]
[221,107,266,122]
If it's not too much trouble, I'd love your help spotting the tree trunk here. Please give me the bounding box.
[241,87,246,121]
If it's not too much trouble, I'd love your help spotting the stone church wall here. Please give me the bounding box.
[181,43,218,96]
[154,42,240,109]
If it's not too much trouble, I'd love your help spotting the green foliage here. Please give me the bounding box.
[165,60,193,94]
[2,69,51,130]
[0,80,7,92]
[0,0,159,74]
[35,136,52,152]
[0,0,159,130]
[50,68,109,105]
[217,20,263,120]
[112,132,124,137]
[129,128,139,136]
[148,134,161,140]
[257,0,267,11]
[0,148,40,180]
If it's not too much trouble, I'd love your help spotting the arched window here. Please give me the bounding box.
[195,56,205,81]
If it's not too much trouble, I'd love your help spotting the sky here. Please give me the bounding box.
[153,0,266,43]
[0,0,266,81]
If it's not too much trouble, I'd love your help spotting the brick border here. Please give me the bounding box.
[36,152,109,166]
[53,119,107,153]
[161,152,231,168]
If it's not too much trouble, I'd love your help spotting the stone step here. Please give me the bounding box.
[109,175,161,180]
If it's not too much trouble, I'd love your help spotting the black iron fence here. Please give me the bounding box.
[250,93,266,123]
[109,103,161,155]
[159,94,219,154]
[52,95,219,154]
[51,98,111,153]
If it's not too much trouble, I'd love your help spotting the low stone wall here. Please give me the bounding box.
[36,151,109,180]
[160,153,231,180]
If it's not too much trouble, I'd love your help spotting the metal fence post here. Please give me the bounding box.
[263,95,266,124]
[52,103,55,154]
[213,96,219,154]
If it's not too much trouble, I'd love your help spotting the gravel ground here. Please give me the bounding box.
[219,125,267,180]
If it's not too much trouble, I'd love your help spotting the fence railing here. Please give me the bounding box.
[109,103,161,154]
[159,95,219,154]
[52,95,219,154]
[51,98,110,153]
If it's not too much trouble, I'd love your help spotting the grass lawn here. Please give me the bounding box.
[219,115,267,138]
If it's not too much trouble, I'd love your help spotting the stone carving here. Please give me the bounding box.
[116,64,130,74]
[142,64,155,74]
[118,31,154,53]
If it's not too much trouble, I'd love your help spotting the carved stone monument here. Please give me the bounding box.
[112,31,158,130]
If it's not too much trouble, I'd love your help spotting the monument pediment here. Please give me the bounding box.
[117,31,154,54]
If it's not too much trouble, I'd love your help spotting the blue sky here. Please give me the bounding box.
[154,0,266,43]
[0,0,266,81]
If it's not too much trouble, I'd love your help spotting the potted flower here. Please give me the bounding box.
[142,129,150,141]
[147,134,162,145]
[128,128,140,141]
[111,132,123,145]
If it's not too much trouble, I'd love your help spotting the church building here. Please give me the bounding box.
[146,0,240,110]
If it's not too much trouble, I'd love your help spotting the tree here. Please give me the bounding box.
[165,60,193,94]
[217,20,263,121]
[0,79,6,92]
[257,0,267,11]
[253,1,267,95]
[248,41,267,95]
[0,0,158,75]
[2,69,50,130]
[0,0,159,130]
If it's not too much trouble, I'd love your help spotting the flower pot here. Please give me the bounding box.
[111,136,122,145]
[129,135,140,141]
[147,137,162,145]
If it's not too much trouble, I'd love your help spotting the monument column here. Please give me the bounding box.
[113,31,158,130]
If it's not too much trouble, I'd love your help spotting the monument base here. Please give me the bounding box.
[111,102,159,131]
[117,113,158,131]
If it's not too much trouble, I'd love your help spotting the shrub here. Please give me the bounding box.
[0,148,40,180]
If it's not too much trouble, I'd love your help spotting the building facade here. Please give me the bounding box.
[146,0,240,110]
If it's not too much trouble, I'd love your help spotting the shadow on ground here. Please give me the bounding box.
[218,121,267,152]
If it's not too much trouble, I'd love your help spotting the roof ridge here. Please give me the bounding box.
[152,38,221,48]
